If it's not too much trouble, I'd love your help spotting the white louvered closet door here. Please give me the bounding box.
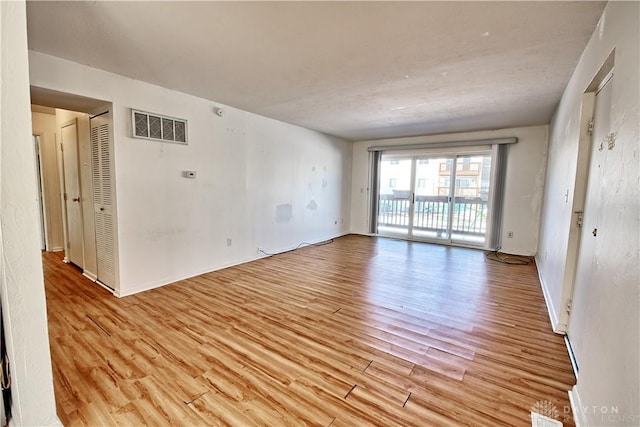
[91,114,116,290]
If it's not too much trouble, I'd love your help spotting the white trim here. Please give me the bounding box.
[94,279,115,294]
[82,270,115,294]
[530,412,562,427]
[536,255,567,334]
[568,386,585,427]
[564,335,579,378]
[82,271,97,282]
[595,69,614,95]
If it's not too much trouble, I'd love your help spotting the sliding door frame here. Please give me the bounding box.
[370,140,511,250]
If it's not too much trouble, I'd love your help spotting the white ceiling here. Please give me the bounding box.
[26,1,605,141]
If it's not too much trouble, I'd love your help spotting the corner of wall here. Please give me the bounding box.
[1,1,59,425]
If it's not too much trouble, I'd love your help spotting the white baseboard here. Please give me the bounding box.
[116,254,262,297]
[535,255,566,334]
[82,271,97,282]
[350,231,376,237]
[117,233,350,298]
[531,411,563,427]
[568,386,584,427]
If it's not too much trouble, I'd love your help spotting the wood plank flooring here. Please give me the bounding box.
[43,235,576,426]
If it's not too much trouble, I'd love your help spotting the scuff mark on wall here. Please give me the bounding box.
[276,204,293,222]
[306,200,318,211]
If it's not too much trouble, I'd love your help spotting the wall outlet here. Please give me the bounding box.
[226,238,232,247]
[257,246,262,254]
[507,231,514,238]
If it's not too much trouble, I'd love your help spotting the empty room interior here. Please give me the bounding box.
[1,1,638,426]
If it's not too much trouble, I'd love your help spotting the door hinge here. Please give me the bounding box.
[575,211,584,228]
[566,299,572,314]
[587,119,594,136]
[60,142,64,152]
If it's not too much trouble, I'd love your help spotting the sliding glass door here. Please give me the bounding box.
[449,155,492,245]
[377,157,414,237]
[377,152,493,247]
[412,157,453,240]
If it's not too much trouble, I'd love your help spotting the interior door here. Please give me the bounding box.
[567,75,613,372]
[61,120,84,267]
[451,155,492,246]
[90,113,116,290]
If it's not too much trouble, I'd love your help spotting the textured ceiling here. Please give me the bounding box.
[26,1,605,141]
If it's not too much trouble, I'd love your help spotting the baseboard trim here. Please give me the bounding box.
[535,255,566,334]
[568,386,584,427]
[82,271,98,282]
[564,335,579,378]
[117,233,351,298]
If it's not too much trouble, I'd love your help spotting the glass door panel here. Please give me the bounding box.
[451,155,492,246]
[412,157,453,240]
[377,156,413,237]
[376,152,493,247]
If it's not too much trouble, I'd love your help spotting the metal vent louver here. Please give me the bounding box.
[131,109,187,144]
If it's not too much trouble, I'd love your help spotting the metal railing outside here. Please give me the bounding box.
[378,194,488,236]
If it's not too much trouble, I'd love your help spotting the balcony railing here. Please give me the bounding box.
[378,194,488,236]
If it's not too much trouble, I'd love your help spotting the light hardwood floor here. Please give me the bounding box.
[43,235,575,426]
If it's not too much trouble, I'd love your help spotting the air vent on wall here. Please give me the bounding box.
[131,109,187,144]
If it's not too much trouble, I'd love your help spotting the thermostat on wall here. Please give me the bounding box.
[183,170,197,179]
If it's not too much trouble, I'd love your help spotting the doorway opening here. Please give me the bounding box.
[564,52,615,376]
[30,86,118,293]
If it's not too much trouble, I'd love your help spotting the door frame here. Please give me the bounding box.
[33,134,48,250]
[376,149,494,248]
[554,52,615,335]
[564,70,614,375]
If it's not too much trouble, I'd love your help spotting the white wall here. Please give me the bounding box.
[29,51,352,296]
[350,125,548,255]
[0,1,60,426]
[537,2,639,425]
[31,110,64,251]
